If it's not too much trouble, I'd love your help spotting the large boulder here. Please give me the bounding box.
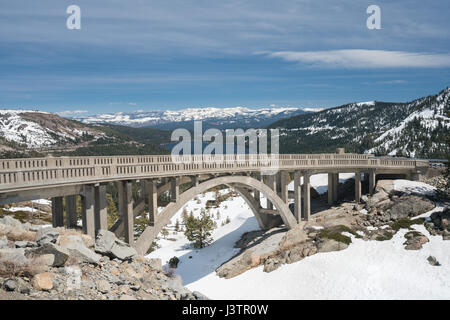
[36,227,59,246]
[278,225,308,251]
[386,195,435,220]
[0,216,23,229]
[95,230,137,261]
[58,234,100,264]
[27,243,69,267]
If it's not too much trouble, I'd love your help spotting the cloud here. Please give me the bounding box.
[56,110,88,116]
[265,50,450,68]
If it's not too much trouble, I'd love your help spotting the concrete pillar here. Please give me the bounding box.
[369,169,376,195]
[191,176,199,187]
[280,171,289,203]
[118,181,134,245]
[51,197,64,228]
[65,195,78,228]
[170,177,179,202]
[303,172,311,221]
[145,179,158,226]
[94,184,108,234]
[254,172,261,206]
[411,172,421,181]
[81,185,95,238]
[327,173,333,205]
[355,171,361,203]
[294,171,302,223]
[266,174,277,210]
[332,173,339,203]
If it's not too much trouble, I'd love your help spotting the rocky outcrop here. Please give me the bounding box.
[425,208,450,240]
[403,231,429,250]
[0,215,206,300]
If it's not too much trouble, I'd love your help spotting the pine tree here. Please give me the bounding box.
[174,219,180,232]
[184,211,215,248]
[161,227,169,239]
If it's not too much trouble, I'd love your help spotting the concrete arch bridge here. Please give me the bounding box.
[0,151,428,255]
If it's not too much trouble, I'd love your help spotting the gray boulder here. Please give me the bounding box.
[15,241,37,248]
[3,279,17,292]
[95,230,138,261]
[36,227,59,246]
[387,195,435,220]
[317,239,349,253]
[27,243,69,267]
[59,235,100,264]
[0,216,23,229]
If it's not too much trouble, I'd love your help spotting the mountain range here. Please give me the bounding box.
[0,88,448,159]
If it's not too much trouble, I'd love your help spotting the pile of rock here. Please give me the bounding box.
[0,216,207,300]
[425,208,450,240]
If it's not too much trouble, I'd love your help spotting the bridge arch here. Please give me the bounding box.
[134,175,297,255]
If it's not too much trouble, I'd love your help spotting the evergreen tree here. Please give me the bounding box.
[184,211,215,248]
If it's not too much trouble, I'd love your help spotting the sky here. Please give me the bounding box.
[0,0,449,115]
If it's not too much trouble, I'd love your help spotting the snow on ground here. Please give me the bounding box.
[393,180,436,196]
[288,172,355,194]
[147,178,449,299]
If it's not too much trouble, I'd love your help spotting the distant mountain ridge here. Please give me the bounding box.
[270,88,450,158]
[74,106,316,130]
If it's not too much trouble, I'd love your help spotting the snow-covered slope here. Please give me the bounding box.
[74,107,314,129]
[0,109,105,149]
[147,179,450,299]
[271,87,450,158]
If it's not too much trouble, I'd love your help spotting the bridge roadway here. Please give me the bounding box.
[0,151,428,255]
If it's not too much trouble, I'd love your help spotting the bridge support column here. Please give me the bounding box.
[191,176,199,187]
[170,177,179,202]
[119,181,134,245]
[64,195,78,228]
[294,171,302,223]
[303,171,311,221]
[411,172,421,181]
[280,171,289,204]
[94,184,108,234]
[266,174,276,210]
[355,172,361,202]
[368,169,376,195]
[253,172,261,206]
[327,173,333,205]
[81,185,95,238]
[51,197,64,228]
[332,173,339,203]
[145,179,158,226]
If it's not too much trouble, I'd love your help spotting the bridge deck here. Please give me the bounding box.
[0,154,428,194]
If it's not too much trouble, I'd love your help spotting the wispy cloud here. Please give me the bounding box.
[265,50,450,68]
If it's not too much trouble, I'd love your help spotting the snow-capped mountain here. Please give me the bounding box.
[74,107,314,130]
[271,88,450,158]
[0,110,106,149]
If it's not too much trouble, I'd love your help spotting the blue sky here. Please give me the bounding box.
[0,0,449,115]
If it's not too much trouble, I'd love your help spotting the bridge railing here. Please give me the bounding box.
[0,154,428,191]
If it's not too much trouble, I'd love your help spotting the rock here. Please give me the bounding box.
[387,195,435,220]
[278,225,308,250]
[31,272,53,291]
[96,279,111,294]
[59,235,100,264]
[3,279,17,291]
[38,254,55,267]
[36,227,59,246]
[263,258,281,273]
[27,243,69,267]
[376,180,395,194]
[403,231,429,250]
[0,216,23,229]
[427,209,450,240]
[360,195,369,204]
[371,190,389,204]
[95,230,137,261]
[147,258,162,271]
[15,241,37,248]
[0,236,8,249]
[317,239,349,253]
[192,291,209,300]
[119,294,136,300]
[427,255,440,266]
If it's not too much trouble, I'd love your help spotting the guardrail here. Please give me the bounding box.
[0,154,428,191]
